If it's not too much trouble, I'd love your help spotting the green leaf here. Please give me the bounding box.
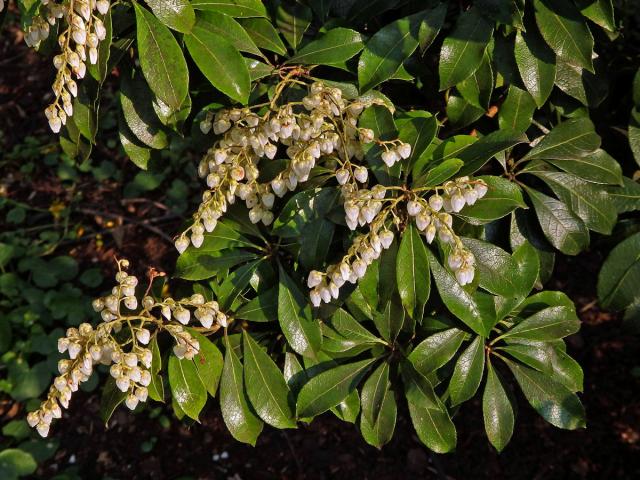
[500,341,553,373]
[134,3,189,110]
[604,177,640,214]
[482,362,514,452]
[418,3,447,52]
[439,7,494,90]
[0,449,37,479]
[576,0,616,32]
[177,250,258,281]
[360,386,397,449]
[449,336,485,405]
[191,0,267,17]
[523,118,600,161]
[359,105,400,185]
[505,359,586,429]
[597,232,640,311]
[191,331,224,397]
[458,176,527,224]
[498,85,537,134]
[533,0,594,72]
[275,2,312,50]
[545,148,622,186]
[358,10,432,93]
[148,336,164,402]
[409,328,466,374]
[185,27,250,104]
[397,224,430,319]
[630,107,640,166]
[555,59,608,107]
[278,266,322,358]
[550,345,584,392]
[427,249,486,336]
[514,21,556,107]
[287,28,363,66]
[397,111,438,169]
[99,377,127,425]
[236,286,278,322]
[296,358,376,418]
[373,300,405,343]
[457,51,494,110]
[220,336,264,445]
[462,238,520,298]
[243,332,296,428]
[272,187,339,237]
[298,219,335,270]
[361,361,390,425]
[446,93,484,128]
[525,186,589,255]
[239,18,287,55]
[329,308,383,346]
[146,0,195,33]
[504,306,580,341]
[457,129,529,176]
[168,354,207,420]
[195,11,262,56]
[416,158,464,187]
[88,9,112,82]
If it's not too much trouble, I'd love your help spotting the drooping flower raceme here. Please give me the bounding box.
[28,259,227,437]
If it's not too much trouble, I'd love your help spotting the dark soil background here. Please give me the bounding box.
[2,16,640,480]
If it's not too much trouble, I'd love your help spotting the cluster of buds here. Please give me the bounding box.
[28,259,226,437]
[381,140,412,167]
[439,176,488,213]
[176,79,385,254]
[24,0,110,132]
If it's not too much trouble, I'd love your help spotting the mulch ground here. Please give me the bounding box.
[2,17,640,480]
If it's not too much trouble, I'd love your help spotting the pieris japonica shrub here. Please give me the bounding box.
[8,0,640,455]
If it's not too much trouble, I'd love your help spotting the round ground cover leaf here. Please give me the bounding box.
[506,359,586,429]
[358,10,431,93]
[220,337,264,445]
[598,232,640,311]
[243,332,296,429]
[439,7,494,90]
[514,21,556,108]
[523,118,600,161]
[296,358,376,418]
[533,0,594,72]
[482,363,514,452]
[287,28,363,66]
[145,0,195,33]
[185,27,250,104]
[134,3,189,110]
[0,449,37,479]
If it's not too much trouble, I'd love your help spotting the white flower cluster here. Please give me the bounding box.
[176,80,384,254]
[28,259,226,437]
[24,0,110,132]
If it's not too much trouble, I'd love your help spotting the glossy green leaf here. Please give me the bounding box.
[236,286,278,322]
[545,148,622,185]
[514,21,556,107]
[243,332,296,428]
[278,266,322,358]
[523,118,600,161]
[462,238,521,298]
[457,129,529,176]
[146,0,195,33]
[272,187,339,237]
[506,306,580,341]
[416,158,464,187]
[525,186,589,255]
[409,328,466,374]
[555,59,608,107]
[217,259,263,310]
[397,224,430,319]
[457,51,494,110]
[148,336,164,402]
[360,386,397,449]
[506,359,586,429]
[439,7,494,90]
[397,112,438,169]
[482,362,514,452]
[134,3,189,110]
[359,105,400,185]
[449,336,485,405]
[185,26,250,104]
[533,0,594,72]
[576,0,616,32]
[598,232,640,311]
[275,2,312,50]
[168,354,207,420]
[191,331,224,397]
[296,358,376,418]
[99,377,127,425]
[446,93,484,128]
[195,11,262,56]
[239,18,287,55]
[499,85,537,134]
[220,336,264,445]
[459,176,527,224]
[604,177,640,214]
[191,0,267,17]
[361,361,390,425]
[287,28,363,66]
[330,308,383,346]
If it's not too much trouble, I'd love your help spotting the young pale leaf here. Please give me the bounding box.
[514,21,556,108]
[482,363,514,452]
[533,0,594,72]
[278,267,322,358]
[145,0,195,33]
[360,386,397,449]
[525,187,589,255]
[597,232,640,311]
[427,249,486,336]
[220,337,264,445]
[506,359,586,429]
[358,10,432,93]
[361,361,390,426]
[134,3,189,110]
[185,27,250,104]
[168,354,207,420]
[296,358,376,418]
[449,336,485,405]
[439,7,494,90]
[191,0,267,17]
[409,328,466,374]
[523,118,600,161]
[242,332,296,429]
[287,28,363,66]
[396,224,430,319]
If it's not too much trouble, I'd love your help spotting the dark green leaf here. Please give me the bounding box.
[457,51,494,110]
[191,331,224,397]
[458,176,527,224]
[191,0,267,17]
[514,20,556,107]
[499,85,537,134]
[409,328,466,374]
[239,17,287,55]
[397,224,430,319]
[457,129,529,176]
[482,362,514,452]
[99,377,127,425]
[450,336,485,405]
[275,2,312,50]
[287,28,363,66]
[195,11,262,56]
[597,232,640,311]
[545,148,622,186]
[148,336,164,402]
[146,0,195,33]
[168,354,207,420]
[523,118,600,161]
[236,286,278,322]
[360,386,397,449]
[361,361,390,425]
